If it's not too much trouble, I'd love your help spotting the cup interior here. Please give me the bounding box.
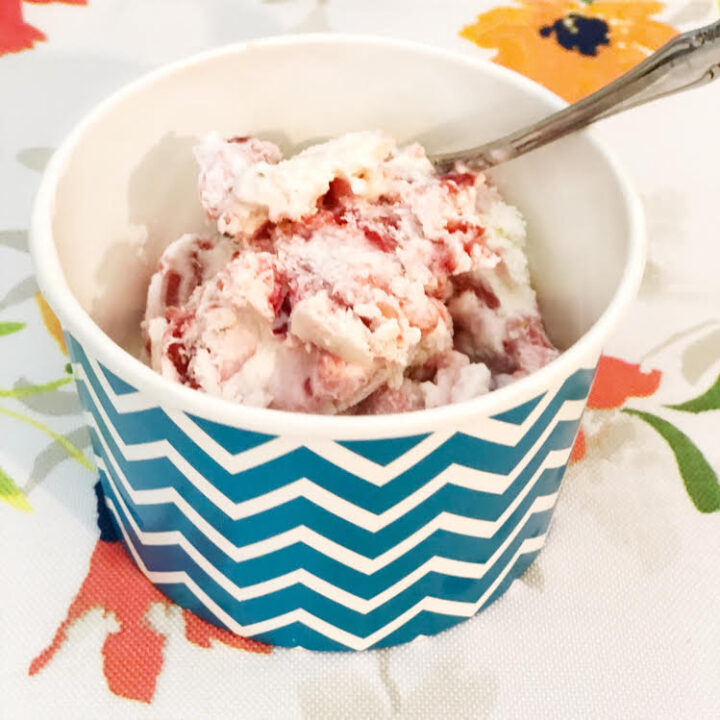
[49,37,633,360]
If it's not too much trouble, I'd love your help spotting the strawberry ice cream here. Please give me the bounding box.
[143,131,558,414]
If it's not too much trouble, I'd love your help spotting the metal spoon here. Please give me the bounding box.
[432,20,720,172]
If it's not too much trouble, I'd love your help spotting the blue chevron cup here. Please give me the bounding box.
[28,34,645,652]
[66,332,597,651]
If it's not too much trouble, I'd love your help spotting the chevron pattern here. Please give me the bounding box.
[66,333,596,650]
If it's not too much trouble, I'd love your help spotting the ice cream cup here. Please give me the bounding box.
[30,35,645,651]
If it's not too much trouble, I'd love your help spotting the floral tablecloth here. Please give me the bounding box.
[2,1,719,717]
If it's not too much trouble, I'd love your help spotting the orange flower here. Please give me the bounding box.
[461,0,677,102]
[35,292,67,355]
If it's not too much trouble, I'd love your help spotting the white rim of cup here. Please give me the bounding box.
[30,33,646,441]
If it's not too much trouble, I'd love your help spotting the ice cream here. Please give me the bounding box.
[143,131,558,413]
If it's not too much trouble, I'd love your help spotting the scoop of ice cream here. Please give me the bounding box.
[143,131,558,413]
[195,131,400,237]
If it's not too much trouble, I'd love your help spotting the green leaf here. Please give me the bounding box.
[0,405,93,471]
[0,322,26,337]
[0,465,32,512]
[0,377,72,399]
[666,372,720,413]
[624,409,720,513]
[64,363,73,375]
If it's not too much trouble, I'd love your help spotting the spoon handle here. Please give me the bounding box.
[433,20,720,172]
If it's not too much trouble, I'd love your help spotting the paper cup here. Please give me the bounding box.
[31,35,645,650]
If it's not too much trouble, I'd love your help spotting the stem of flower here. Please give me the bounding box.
[0,404,93,471]
[0,376,72,398]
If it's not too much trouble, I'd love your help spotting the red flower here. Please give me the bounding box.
[588,356,662,410]
[0,0,87,58]
[570,355,662,463]
[0,0,45,55]
[30,539,270,703]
